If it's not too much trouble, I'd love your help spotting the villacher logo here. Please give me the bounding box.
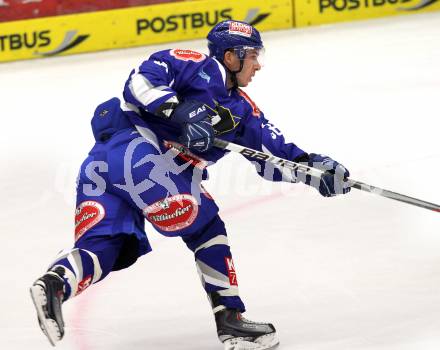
[36,30,89,57]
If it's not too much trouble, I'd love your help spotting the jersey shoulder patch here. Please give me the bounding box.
[170,49,206,62]
[237,88,261,118]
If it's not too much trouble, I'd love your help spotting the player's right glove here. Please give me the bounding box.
[297,153,352,197]
[171,100,214,152]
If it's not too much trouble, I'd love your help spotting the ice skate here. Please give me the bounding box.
[215,308,279,350]
[30,269,65,346]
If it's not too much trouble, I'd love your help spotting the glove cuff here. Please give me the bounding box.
[154,97,179,120]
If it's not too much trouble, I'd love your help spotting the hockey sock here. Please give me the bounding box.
[47,234,126,300]
[48,248,103,300]
[183,216,245,312]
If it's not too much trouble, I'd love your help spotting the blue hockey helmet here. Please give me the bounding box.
[207,20,264,64]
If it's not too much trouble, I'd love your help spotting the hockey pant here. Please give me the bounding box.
[46,122,245,311]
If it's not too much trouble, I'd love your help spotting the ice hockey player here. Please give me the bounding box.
[30,20,351,350]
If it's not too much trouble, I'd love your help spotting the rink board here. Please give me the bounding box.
[295,0,440,27]
[0,0,293,63]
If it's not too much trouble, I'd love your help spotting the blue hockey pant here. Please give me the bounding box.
[46,126,245,312]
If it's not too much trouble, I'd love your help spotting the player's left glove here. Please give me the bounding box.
[171,100,214,153]
[299,153,352,197]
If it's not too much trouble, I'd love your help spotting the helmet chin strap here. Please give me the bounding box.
[223,60,244,89]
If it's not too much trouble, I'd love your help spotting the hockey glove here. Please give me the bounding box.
[171,100,214,152]
[300,153,351,197]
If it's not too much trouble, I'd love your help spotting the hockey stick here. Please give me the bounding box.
[213,138,440,213]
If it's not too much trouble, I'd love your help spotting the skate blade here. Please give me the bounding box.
[224,333,279,350]
[30,284,61,347]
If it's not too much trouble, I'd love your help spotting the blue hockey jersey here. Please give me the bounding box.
[121,48,306,182]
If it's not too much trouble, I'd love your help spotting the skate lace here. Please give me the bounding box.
[240,315,266,325]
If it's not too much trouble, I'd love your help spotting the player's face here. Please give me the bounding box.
[236,49,262,87]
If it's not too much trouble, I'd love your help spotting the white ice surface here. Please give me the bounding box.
[1,12,439,350]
